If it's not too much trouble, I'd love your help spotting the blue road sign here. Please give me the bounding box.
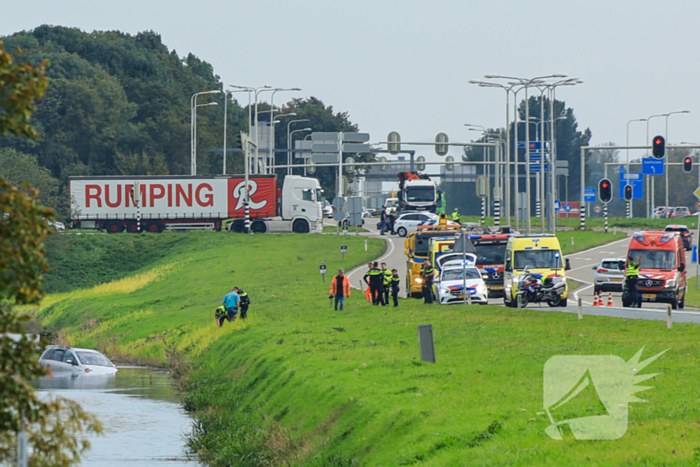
[584,188,596,203]
[529,163,550,173]
[554,199,562,211]
[563,203,572,212]
[693,245,697,264]
[528,153,550,162]
[642,158,664,175]
[619,167,643,199]
[518,141,549,150]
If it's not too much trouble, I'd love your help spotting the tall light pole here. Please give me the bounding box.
[664,110,690,206]
[290,128,312,175]
[222,88,250,175]
[465,125,490,216]
[626,118,646,218]
[645,114,664,215]
[486,74,567,233]
[468,81,520,226]
[192,101,218,175]
[191,90,221,175]
[258,109,297,173]
[267,88,301,174]
[287,119,310,175]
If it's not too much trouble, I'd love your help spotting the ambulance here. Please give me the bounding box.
[623,231,687,309]
[503,234,570,307]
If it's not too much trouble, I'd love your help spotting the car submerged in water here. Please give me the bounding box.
[39,345,118,375]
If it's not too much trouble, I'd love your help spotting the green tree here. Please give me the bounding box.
[0,148,65,217]
[0,41,101,466]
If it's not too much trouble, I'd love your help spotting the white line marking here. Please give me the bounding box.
[346,237,394,291]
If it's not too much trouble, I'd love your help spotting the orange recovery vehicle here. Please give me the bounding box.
[623,231,687,309]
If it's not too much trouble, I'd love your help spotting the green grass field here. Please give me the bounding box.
[33,231,700,466]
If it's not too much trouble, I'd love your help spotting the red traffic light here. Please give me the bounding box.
[652,135,666,158]
[684,156,693,173]
[602,182,609,188]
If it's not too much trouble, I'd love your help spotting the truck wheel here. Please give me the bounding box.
[126,222,142,234]
[145,222,162,233]
[671,295,679,310]
[230,220,245,233]
[251,220,267,233]
[106,221,124,234]
[679,293,685,309]
[293,219,309,233]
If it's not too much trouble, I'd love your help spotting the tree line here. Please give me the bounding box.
[0,26,369,220]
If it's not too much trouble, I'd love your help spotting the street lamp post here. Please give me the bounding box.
[191,90,221,175]
[222,88,251,175]
[626,118,646,218]
[267,88,301,174]
[289,128,312,174]
[645,114,664,216]
[485,74,567,234]
[664,111,690,206]
[287,119,310,175]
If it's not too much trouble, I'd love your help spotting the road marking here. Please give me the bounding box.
[566,236,630,256]
[346,236,395,291]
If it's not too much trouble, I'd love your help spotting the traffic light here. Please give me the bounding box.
[624,184,633,201]
[598,178,612,203]
[652,135,665,158]
[684,156,693,173]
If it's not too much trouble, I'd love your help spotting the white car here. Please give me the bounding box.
[39,345,118,375]
[437,265,489,305]
[393,212,459,237]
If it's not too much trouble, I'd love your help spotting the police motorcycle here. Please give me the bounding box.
[515,267,567,308]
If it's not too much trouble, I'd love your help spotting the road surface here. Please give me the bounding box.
[331,218,700,324]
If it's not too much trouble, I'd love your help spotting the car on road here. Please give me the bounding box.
[39,345,118,375]
[669,207,691,218]
[393,211,459,237]
[652,206,670,218]
[436,265,488,305]
[322,200,333,218]
[664,224,693,250]
[592,257,625,293]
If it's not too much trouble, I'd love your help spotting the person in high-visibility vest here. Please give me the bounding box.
[451,208,460,222]
[381,262,392,305]
[234,287,251,319]
[390,269,401,307]
[625,255,642,307]
[329,269,350,311]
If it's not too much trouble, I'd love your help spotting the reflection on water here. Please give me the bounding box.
[35,366,200,466]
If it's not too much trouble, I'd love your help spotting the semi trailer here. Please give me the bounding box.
[69,174,323,233]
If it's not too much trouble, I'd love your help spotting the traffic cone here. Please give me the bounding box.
[607,292,614,307]
[593,291,601,306]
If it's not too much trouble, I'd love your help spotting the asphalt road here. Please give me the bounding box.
[332,218,700,324]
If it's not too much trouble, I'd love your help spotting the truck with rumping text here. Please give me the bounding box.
[69,174,323,234]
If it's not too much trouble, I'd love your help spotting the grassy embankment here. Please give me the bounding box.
[34,231,700,466]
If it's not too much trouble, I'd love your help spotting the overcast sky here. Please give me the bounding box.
[2,0,699,162]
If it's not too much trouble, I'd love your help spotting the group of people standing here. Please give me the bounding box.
[362,261,400,306]
[216,287,251,328]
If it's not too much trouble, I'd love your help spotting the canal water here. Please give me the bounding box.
[35,366,200,466]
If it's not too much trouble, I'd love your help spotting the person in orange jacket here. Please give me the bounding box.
[329,268,351,311]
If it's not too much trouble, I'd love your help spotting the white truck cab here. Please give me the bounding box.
[264,175,323,233]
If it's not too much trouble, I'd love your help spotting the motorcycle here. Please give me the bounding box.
[515,268,567,308]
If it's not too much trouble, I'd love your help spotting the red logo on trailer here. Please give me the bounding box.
[227,178,276,218]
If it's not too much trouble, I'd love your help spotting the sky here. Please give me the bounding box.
[2,0,700,163]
